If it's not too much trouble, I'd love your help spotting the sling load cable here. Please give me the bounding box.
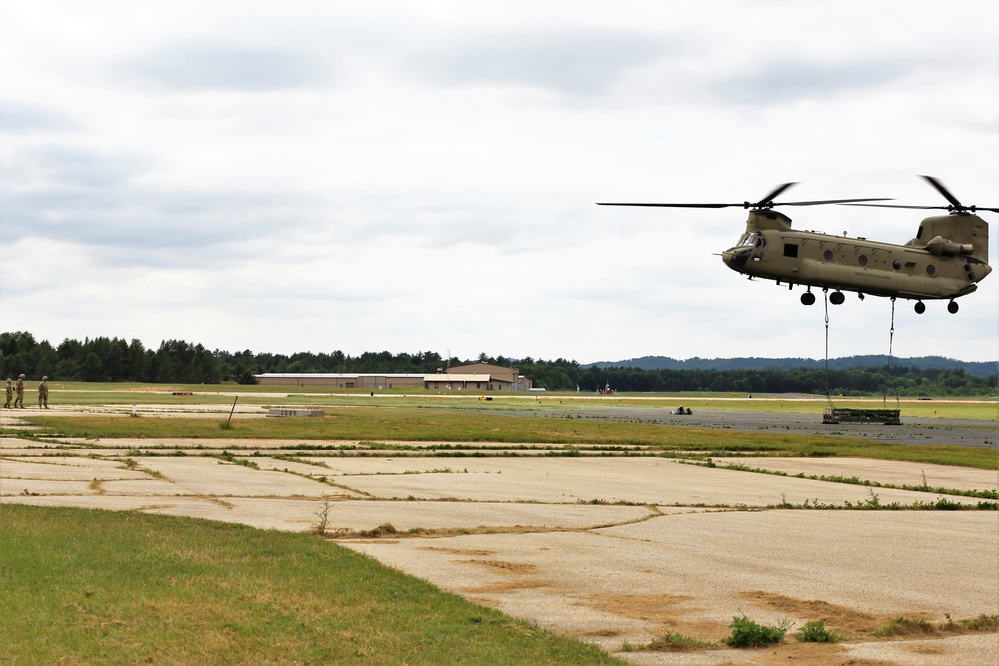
[823,288,835,409]
[883,297,901,410]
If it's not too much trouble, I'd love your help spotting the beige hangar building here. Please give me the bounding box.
[255,363,533,392]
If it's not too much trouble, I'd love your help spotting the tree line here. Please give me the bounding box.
[1,331,995,396]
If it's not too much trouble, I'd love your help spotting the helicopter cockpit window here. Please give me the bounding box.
[783,243,798,258]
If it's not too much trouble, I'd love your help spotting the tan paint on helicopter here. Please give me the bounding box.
[721,209,991,304]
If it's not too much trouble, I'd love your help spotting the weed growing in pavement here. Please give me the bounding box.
[623,631,719,652]
[314,496,333,536]
[216,450,259,469]
[726,614,792,647]
[874,617,932,637]
[766,496,994,511]
[706,461,999,500]
[961,614,999,631]
[796,620,844,643]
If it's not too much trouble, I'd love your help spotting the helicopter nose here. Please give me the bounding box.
[722,247,749,270]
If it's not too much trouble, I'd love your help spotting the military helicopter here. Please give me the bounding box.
[598,176,994,314]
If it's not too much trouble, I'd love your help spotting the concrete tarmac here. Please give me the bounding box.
[1,404,997,665]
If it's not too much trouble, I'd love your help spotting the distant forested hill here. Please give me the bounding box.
[585,355,998,379]
[2,330,995,394]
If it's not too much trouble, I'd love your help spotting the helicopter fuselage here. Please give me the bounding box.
[721,209,991,307]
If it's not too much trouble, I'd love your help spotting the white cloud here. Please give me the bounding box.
[1,0,996,363]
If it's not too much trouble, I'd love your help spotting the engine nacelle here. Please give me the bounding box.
[925,235,972,257]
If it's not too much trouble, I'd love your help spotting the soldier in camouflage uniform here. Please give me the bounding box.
[13,374,25,408]
[3,378,11,408]
[38,376,49,409]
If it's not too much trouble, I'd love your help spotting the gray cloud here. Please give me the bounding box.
[412,30,675,95]
[117,43,332,91]
[710,58,912,104]
[1,144,323,267]
[0,102,78,133]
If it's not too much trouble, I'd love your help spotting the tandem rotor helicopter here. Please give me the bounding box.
[599,176,994,314]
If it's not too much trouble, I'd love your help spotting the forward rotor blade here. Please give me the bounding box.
[597,197,892,208]
[596,202,741,208]
[756,182,797,206]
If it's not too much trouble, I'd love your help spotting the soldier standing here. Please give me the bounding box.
[38,376,49,409]
[3,378,11,408]
[13,374,25,408]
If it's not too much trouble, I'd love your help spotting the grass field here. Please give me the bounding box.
[0,504,623,665]
[34,381,999,419]
[14,405,998,470]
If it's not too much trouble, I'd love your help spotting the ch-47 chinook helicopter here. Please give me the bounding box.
[598,176,994,314]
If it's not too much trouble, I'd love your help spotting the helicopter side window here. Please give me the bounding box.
[783,243,798,258]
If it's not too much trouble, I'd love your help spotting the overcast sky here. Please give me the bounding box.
[2,0,997,364]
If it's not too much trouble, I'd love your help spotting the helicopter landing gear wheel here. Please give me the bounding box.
[914,301,926,314]
[947,301,959,314]
[801,291,816,306]
[829,291,845,305]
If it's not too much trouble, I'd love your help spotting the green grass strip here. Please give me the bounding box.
[15,408,997,469]
[0,504,622,665]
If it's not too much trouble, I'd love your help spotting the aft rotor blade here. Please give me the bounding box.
[921,175,963,209]
[783,197,893,206]
[843,202,999,213]
[917,175,998,212]
[841,203,946,210]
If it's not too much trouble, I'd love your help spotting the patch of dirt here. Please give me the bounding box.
[736,589,999,663]
[738,590,887,638]
[576,593,730,645]
[462,578,551,593]
[418,547,495,556]
[749,641,889,666]
[458,559,539,575]
[574,628,623,638]
[335,524,565,539]
[576,593,695,623]
[341,538,400,544]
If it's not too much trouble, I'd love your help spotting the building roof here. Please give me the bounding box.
[422,374,493,382]
[255,372,510,382]
[256,373,425,379]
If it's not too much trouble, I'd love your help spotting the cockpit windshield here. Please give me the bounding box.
[729,232,761,252]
